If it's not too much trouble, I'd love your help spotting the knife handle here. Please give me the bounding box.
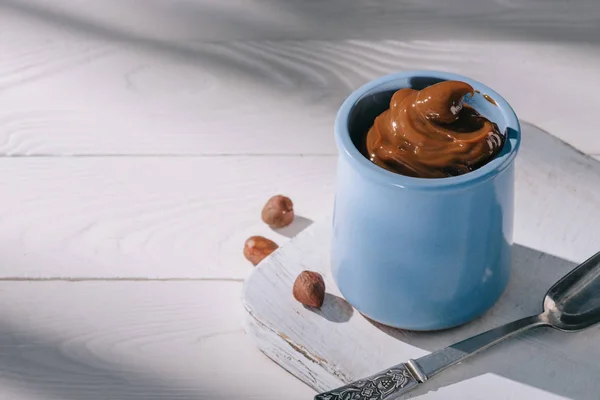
[314,361,423,400]
[315,315,545,400]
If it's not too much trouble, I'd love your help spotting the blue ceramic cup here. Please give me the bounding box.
[332,71,520,331]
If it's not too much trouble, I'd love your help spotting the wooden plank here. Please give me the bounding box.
[0,123,593,280]
[1,1,600,155]
[0,280,314,400]
[243,123,600,399]
[0,156,335,279]
[2,0,599,42]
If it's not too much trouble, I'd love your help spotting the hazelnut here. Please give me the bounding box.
[261,195,294,228]
[293,271,326,308]
[243,236,278,266]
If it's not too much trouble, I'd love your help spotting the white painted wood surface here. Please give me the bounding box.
[2,0,600,156]
[1,0,600,398]
[0,157,334,279]
[0,280,315,399]
[244,124,600,399]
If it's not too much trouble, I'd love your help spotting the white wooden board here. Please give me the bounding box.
[0,280,315,400]
[243,123,600,399]
[0,156,334,279]
[4,0,600,42]
[1,1,600,156]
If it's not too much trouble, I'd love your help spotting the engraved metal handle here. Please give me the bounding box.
[315,315,548,400]
[314,363,420,400]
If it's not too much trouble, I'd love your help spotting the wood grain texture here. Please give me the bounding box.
[244,124,600,399]
[1,0,600,155]
[3,0,600,42]
[0,156,334,279]
[2,1,600,399]
[0,280,314,399]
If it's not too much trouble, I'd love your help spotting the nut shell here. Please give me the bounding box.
[243,236,278,266]
[261,195,294,228]
[293,271,326,308]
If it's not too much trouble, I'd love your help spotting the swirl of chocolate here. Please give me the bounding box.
[365,81,504,178]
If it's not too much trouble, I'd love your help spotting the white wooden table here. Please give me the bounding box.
[1,1,599,399]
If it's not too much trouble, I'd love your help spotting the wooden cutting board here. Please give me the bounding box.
[243,123,600,400]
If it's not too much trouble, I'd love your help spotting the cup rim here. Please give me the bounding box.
[334,70,521,190]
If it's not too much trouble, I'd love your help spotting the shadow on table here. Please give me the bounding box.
[370,244,600,400]
[274,215,313,238]
[2,0,600,96]
[0,323,213,399]
[3,0,600,45]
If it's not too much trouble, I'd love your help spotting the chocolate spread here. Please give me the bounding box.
[365,81,504,178]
